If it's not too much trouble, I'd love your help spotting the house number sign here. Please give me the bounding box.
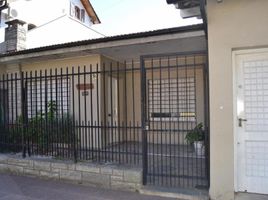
[76,83,94,90]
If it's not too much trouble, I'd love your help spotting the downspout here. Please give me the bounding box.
[200,0,207,38]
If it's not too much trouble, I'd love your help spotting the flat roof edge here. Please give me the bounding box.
[0,24,205,59]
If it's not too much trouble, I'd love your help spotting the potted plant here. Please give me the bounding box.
[185,123,205,156]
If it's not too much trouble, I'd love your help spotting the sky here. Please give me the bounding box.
[90,0,202,37]
[0,0,202,42]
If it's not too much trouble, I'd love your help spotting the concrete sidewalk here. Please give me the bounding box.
[0,174,175,200]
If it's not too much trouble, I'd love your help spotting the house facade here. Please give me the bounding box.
[0,0,268,200]
[0,24,209,194]
[207,1,268,199]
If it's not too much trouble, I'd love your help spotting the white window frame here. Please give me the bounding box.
[70,2,86,23]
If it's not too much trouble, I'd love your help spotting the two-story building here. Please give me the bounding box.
[0,0,100,52]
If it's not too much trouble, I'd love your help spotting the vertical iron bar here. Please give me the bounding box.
[159,58,163,186]
[167,56,172,186]
[131,60,136,164]
[109,63,113,162]
[193,55,198,187]
[34,71,38,155]
[123,61,128,164]
[55,69,59,158]
[83,66,88,160]
[90,65,94,160]
[176,56,181,187]
[66,67,70,159]
[116,62,121,163]
[15,73,19,152]
[185,56,190,188]
[20,71,26,158]
[140,57,148,185]
[77,66,82,160]
[72,67,77,162]
[96,64,100,162]
[40,70,44,155]
[103,63,107,162]
[44,70,48,156]
[151,58,155,185]
[60,68,64,158]
[6,74,9,152]
[49,69,53,157]
[24,72,29,157]
[29,71,33,156]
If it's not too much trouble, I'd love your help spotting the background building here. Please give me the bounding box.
[0,0,101,52]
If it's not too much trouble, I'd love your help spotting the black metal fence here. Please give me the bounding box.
[0,62,143,165]
[141,53,209,188]
[0,52,209,189]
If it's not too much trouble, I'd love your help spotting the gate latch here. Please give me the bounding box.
[145,124,150,131]
[238,118,247,127]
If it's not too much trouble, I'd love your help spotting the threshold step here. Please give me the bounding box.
[139,186,209,200]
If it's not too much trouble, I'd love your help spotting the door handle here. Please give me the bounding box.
[238,118,247,127]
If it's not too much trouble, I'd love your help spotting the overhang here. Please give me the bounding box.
[80,0,101,24]
[0,24,205,64]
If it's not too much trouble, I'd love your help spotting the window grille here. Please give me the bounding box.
[27,78,70,118]
[148,77,196,121]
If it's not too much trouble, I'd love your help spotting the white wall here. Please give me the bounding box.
[207,1,268,200]
[27,15,101,49]
[5,0,68,25]
[0,0,100,50]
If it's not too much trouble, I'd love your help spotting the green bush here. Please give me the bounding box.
[185,123,205,145]
[8,101,74,154]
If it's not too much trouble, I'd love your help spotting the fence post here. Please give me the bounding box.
[140,57,148,185]
[20,71,26,158]
[73,123,77,163]
[20,72,30,158]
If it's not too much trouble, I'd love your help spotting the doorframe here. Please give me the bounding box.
[232,47,268,192]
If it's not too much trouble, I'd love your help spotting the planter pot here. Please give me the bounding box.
[194,141,205,156]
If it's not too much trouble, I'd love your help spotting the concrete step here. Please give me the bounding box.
[139,186,209,200]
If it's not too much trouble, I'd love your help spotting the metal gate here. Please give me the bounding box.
[141,52,209,189]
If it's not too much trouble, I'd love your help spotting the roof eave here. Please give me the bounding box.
[80,0,101,24]
[0,24,205,59]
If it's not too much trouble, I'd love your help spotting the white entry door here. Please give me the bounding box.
[107,76,119,143]
[235,50,268,194]
[107,76,118,124]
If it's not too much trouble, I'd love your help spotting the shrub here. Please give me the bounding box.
[185,123,205,145]
[7,101,74,154]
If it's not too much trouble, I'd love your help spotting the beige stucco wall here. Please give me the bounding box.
[21,55,101,126]
[207,1,268,199]
[16,55,104,148]
[97,55,206,145]
[21,55,100,72]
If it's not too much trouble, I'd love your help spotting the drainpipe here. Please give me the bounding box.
[199,0,207,38]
